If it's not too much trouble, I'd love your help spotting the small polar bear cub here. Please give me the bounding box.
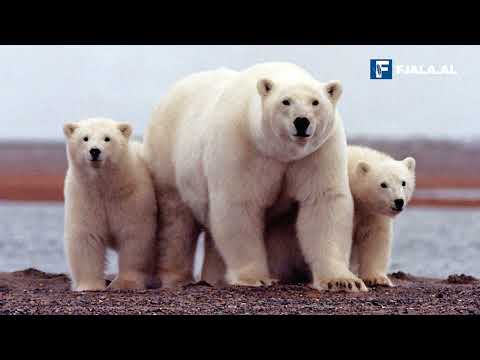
[348,145,416,287]
[63,118,157,291]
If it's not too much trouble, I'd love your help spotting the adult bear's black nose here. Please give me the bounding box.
[294,117,310,137]
[394,198,404,211]
[89,148,101,160]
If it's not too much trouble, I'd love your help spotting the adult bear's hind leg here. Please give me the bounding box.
[157,188,201,288]
[201,231,227,286]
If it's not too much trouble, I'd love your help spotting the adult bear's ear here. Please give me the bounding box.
[63,123,78,139]
[257,78,274,97]
[118,123,133,139]
[403,157,416,172]
[325,80,342,104]
[357,161,370,175]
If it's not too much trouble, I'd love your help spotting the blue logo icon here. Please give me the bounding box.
[370,59,393,79]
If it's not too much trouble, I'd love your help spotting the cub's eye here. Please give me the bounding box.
[282,99,290,106]
[381,182,388,188]
[312,100,319,106]
[402,181,406,187]
[104,137,110,142]
[83,137,89,142]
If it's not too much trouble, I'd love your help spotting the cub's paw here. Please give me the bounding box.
[107,277,146,291]
[310,277,368,292]
[73,281,107,292]
[362,274,394,288]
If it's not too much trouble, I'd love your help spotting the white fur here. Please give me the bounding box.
[145,62,363,291]
[63,118,157,291]
[348,145,416,286]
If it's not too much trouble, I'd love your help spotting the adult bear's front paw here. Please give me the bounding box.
[361,273,394,288]
[310,276,368,292]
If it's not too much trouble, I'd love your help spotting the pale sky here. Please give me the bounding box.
[0,45,478,140]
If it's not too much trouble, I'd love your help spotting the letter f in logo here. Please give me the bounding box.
[370,59,393,79]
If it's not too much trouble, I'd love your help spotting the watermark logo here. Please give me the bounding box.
[370,59,457,79]
[370,59,393,79]
[396,64,457,76]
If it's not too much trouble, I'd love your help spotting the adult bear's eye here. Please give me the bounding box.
[381,182,388,188]
[402,181,406,187]
[83,136,89,142]
[104,137,110,142]
[312,100,319,106]
[282,99,290,106]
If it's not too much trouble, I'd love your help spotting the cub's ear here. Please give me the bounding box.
[118,123,133,139]
[356,161,370,175]
[325,80,342,104]
[403,157,416,172]
[257,78,274,97]
[63,123,78,139]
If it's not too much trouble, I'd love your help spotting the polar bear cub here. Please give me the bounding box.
[63,118,157,291]
[348,145,416,287]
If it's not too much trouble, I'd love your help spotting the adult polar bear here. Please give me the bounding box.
[145,62,367,292]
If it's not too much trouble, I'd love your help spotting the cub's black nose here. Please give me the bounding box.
[394,199,404,211]
[293,117,310,137]
[89,148,101,160]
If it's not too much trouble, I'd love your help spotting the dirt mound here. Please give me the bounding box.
[389,271,416,281]
[12,268,66,279]
[445,274,478,284]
